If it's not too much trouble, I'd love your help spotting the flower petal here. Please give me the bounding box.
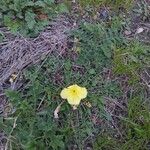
[60,88,68,99]
[60,84,87,107]
[79,87,87,99]
[67,97,81,106]
[68,84,78,89]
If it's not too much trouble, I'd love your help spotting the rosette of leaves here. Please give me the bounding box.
[0,0,68,37]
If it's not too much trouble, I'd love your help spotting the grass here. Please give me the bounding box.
[74,0,133,8]
[0,0,150,150]
[113,41,150,84]
[94,96,150,150]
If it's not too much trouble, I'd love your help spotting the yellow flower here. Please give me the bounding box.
[60,84,87,106]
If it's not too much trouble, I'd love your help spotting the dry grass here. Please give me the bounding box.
[0,15,73,92]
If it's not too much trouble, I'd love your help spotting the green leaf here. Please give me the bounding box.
[44,0,54,4]
[57,3,69,13]
[102,46,112,58]
[34,1,45,7]
[24,1,35,7]
[89,69,96,74]
[50,135,65,150]
[0,32,4,42]
[3,15,11,25]
[3,15,20,33]
[25,11,36,29]
[5,90,22,106]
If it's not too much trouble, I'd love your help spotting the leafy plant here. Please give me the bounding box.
[1,5,150,149]
[0,0,68,37]
[2,24,124,148]
[72,18,125,71]
[1,56,97,149]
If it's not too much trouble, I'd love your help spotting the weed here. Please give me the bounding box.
[76,0,133,9]
[94,94,150,150]
[2,19,125,148]
[72,18,125,70]
[0,0,68,37]
[113,41,150,84]
[3,63,100,149]
[1,4,150,149]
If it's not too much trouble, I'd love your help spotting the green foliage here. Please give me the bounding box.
[94,96,150,150]
[1,54,105,150]
[125,97,150,139]
[2,27,124,148]
[0,0,69,37]
[1,5,150,148]
[0,31,5,42]
[72,18,125,71]
[113,41,150,84]
[4,84,69,149]
[76,0,133,9]
[94,134,118,150]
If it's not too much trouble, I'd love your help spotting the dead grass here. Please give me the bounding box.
[0,15,73,92]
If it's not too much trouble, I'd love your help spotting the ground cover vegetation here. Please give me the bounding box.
[0,0,150,149]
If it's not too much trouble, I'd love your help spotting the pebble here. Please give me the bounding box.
[124,30,132,35]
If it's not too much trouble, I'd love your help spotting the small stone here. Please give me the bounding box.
[124,30,132,35]
[136,27,144,34]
